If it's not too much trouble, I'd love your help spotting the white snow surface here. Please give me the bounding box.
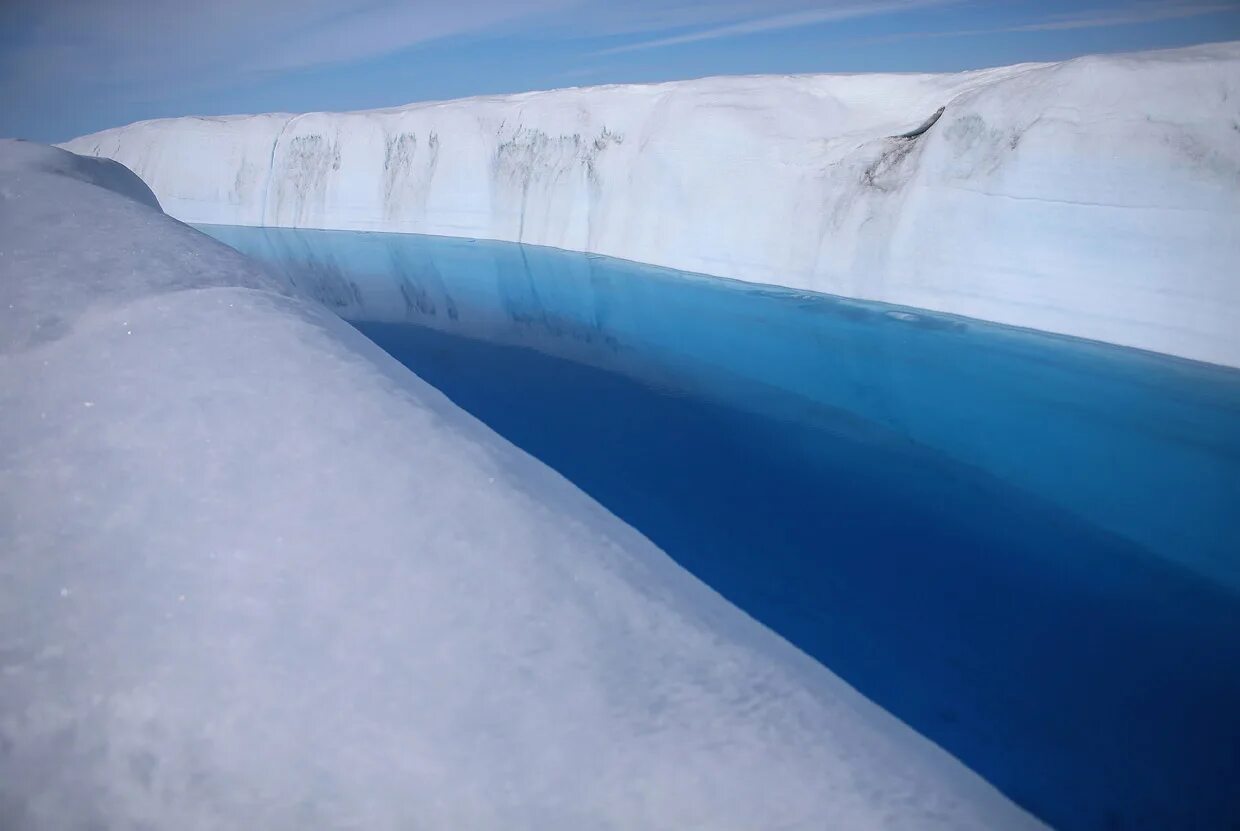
[0,139,1043,829]
[63,42,1240,366]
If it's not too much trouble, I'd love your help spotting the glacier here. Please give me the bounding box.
[0,140,1047,828]
[63,42,1240,366]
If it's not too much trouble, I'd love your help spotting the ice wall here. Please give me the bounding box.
[64,42,1240,366]
[0,140,1045,829]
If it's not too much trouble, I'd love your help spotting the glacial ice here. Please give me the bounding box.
[63,42,1240,366]
[0,139,1045,828]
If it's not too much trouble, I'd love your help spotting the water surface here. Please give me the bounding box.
[202,224,1240,831]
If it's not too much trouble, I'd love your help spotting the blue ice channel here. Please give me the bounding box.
[200,224,1240,831]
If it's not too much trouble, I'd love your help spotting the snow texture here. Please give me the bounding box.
[0,139,1044,829]
[62,42,1240,367]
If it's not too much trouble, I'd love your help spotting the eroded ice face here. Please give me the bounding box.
[65,42,1240,367]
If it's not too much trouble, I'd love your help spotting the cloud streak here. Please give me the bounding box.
[1010,0,1236,31]
[862,0,1236,45]
[596,0,955,55]
[2,0,956,87]
[2,0,573,85]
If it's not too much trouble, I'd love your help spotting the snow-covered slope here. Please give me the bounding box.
[64,43,1240,366]
[0,139,1043,829]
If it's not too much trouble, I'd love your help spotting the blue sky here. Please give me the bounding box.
[3,0,1238,142]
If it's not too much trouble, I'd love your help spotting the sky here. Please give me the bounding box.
[2,0,1238,142]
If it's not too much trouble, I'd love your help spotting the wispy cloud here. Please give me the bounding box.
[2,0,573,85]
[1007,0,1236,32]
[596,0,955,55]
[0,0,943,94]
[11,0,1220,97]
[1,0,967,108]
[864,0,1236,45]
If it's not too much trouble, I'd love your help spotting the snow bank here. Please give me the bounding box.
[63,42,1240,366]
[0,139,1042,829]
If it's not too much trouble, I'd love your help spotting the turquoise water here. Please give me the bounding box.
[201,224,1240,831]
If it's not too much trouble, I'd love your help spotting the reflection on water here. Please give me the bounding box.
[201,224,1240,831]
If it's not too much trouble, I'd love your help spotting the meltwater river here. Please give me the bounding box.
[201,224,1240,831]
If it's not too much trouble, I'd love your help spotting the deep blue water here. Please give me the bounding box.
[201,224,1240,831]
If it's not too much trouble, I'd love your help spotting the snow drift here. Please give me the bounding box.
[0,139,1043,829]
[63,42,1240,366]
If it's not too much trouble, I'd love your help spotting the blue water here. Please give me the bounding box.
[201,224,1240,831]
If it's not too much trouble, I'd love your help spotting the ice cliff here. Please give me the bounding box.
[0,139,1043,828]
[63,42,1240,366]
